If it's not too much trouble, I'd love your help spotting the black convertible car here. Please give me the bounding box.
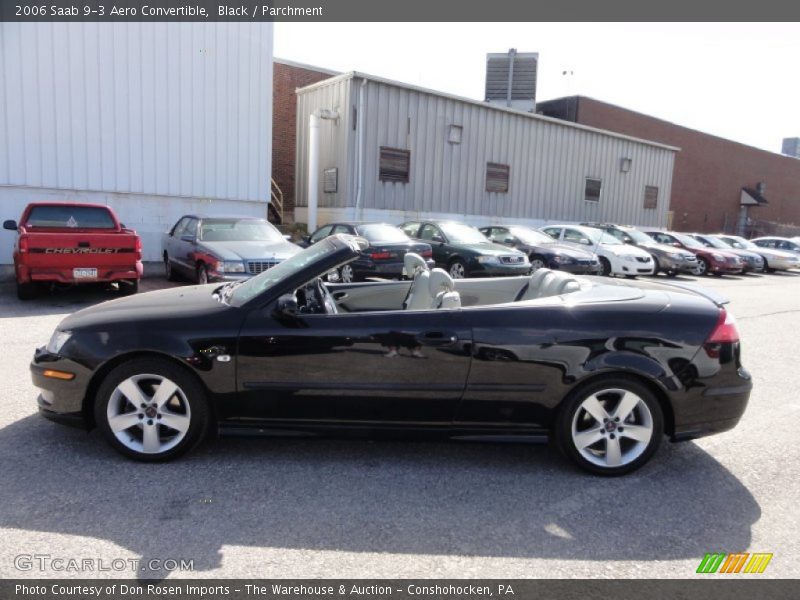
[31,235,752,475]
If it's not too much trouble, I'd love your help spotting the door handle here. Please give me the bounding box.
[420,331,458,346]
[333,291,348,300]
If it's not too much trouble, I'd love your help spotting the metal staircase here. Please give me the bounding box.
[268,178,284,224]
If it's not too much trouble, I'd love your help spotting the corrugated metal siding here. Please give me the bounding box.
[295,77,352,208]
[297,75,675,228]
[0,22,272,202]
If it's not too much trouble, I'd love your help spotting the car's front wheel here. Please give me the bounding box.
[448,259,467,279]
[598,257,612,276]
[555,377,663,476]
[196,264,209,285]
[529,255,547,272]
[339,264,357,283]
[95,358,210,461]
[696,257,710,276]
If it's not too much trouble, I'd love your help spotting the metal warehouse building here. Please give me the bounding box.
[295,72,678,230]
[0,22,274,266]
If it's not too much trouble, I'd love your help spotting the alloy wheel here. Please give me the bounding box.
[530,257,547,271]
[449,261,466,279]
[696,258,708,276]
[106,374,192,455]
[340,264,354,283]
[570,388,654,469]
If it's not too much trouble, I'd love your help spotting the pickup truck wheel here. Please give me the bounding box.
[95,358,210,461]
[119,279,139,296]
[16,281,38,300]
[196,264,209,285]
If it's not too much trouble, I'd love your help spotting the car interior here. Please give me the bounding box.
[295,253,597,314]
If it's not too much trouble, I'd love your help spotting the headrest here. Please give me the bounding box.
[529,268,554,286]
[404,252,428,276]
[429,268,455,295]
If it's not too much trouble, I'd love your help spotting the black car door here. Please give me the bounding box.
[235,307,473,425]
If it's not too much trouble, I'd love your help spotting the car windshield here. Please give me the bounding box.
[440,222,489,244]
[723,236,757,250]
[698,235,732,249]
[623,228,653,244]
[584,229,622,245]
[509,227,556,245]
[200,219,283,242]
[355,223,409,243]
[226,238,342,306]
[672,233,704,249]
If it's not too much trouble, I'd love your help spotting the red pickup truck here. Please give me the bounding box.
[4,203,142,300]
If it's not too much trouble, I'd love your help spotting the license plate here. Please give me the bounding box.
[73,268,98,279]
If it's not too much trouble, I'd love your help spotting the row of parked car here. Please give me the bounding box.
[6,201,800,299]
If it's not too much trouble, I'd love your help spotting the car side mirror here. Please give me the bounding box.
[622,236,633,244]
[3,220,17,231]
[275,294,299,318]
[181,235,195,243]
[579,238,591,245]
[303,235,311,243]
[431,235,444,244]
[283,234,292,241]
[504,237,516,245]
[672,242,681,247]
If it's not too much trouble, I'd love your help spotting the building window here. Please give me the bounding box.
[643,186,658,209]
[584,177,602,202]
[379,147,410,183]
[486,162,510,193]
[323,168,338,193]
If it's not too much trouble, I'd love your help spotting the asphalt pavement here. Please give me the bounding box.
[0,271,797,579]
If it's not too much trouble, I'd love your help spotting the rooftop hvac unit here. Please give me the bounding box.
[485,49,538,113]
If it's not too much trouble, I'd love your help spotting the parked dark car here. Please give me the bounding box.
[32,235,751,476]
[479,225,601,274]
[399,220,530,278]
[689,233,764,273]
[581,222,698,277]
[644,230,743,276]
[300,222,434,282]
[162,215,301,284]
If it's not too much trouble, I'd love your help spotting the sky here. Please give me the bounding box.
[274,22,800,154]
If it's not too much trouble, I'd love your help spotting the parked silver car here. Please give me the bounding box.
[162,215,301,284]
[718,234,800,272]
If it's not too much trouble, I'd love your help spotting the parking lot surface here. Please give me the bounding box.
[0,272,798,579]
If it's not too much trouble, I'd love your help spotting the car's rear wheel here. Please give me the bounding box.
[448,259,467,279]
[696,257,710,276]
[556,377,663,476]
[530,255,547,271]
[598,257,612,277]
[95,358,210,461]
[16,281,38,300]
[119,279,139,295]
[652,257,661,276]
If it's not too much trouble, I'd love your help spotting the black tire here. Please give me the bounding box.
[164,254,177,281]
[339,263,360,283]
[763,259,775,273]
[652,257,661,276]
[555,375,664,476]
[598,257,612,277]
[119,279,139,296]
[448,258,468,279]
[16,281,38,300]
[529,254,548,272]
[665,270,678,278]
[696,257,710,276]
[196,264,209,285]
[94,358,210,462]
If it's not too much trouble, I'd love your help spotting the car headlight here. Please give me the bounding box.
[219,261,246,273]
[665,252,681,259]
[623,255,637,262]
[477,256,498,264]
[46,330,72,355]
[711,253,724,261]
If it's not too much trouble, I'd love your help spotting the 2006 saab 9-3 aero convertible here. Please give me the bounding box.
[31,235,752,475]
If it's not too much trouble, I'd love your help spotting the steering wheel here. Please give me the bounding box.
[297,278,338,315]
[316,278,338,315]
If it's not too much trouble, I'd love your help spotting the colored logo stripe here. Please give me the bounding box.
[696,553,773,574]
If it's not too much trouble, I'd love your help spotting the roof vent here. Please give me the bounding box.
[484,49,538,113]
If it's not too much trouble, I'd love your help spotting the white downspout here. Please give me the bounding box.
[308,113,320,232]
[354,79,367,220]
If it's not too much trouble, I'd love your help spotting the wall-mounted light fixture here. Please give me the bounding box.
[620,157,632,173]
[448,124,463,144]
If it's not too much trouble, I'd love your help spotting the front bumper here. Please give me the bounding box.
[550,261,602,275]
[31,347,92,427]
[469,261,532,276]
[659,255,698,273]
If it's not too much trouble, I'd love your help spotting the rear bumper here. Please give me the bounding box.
[20,262,142,284]
[671,370,752,442]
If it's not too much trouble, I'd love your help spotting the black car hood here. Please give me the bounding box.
[59,285,229,330]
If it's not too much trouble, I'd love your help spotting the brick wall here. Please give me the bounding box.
[272,60,337,223]
[538,96,800,234]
